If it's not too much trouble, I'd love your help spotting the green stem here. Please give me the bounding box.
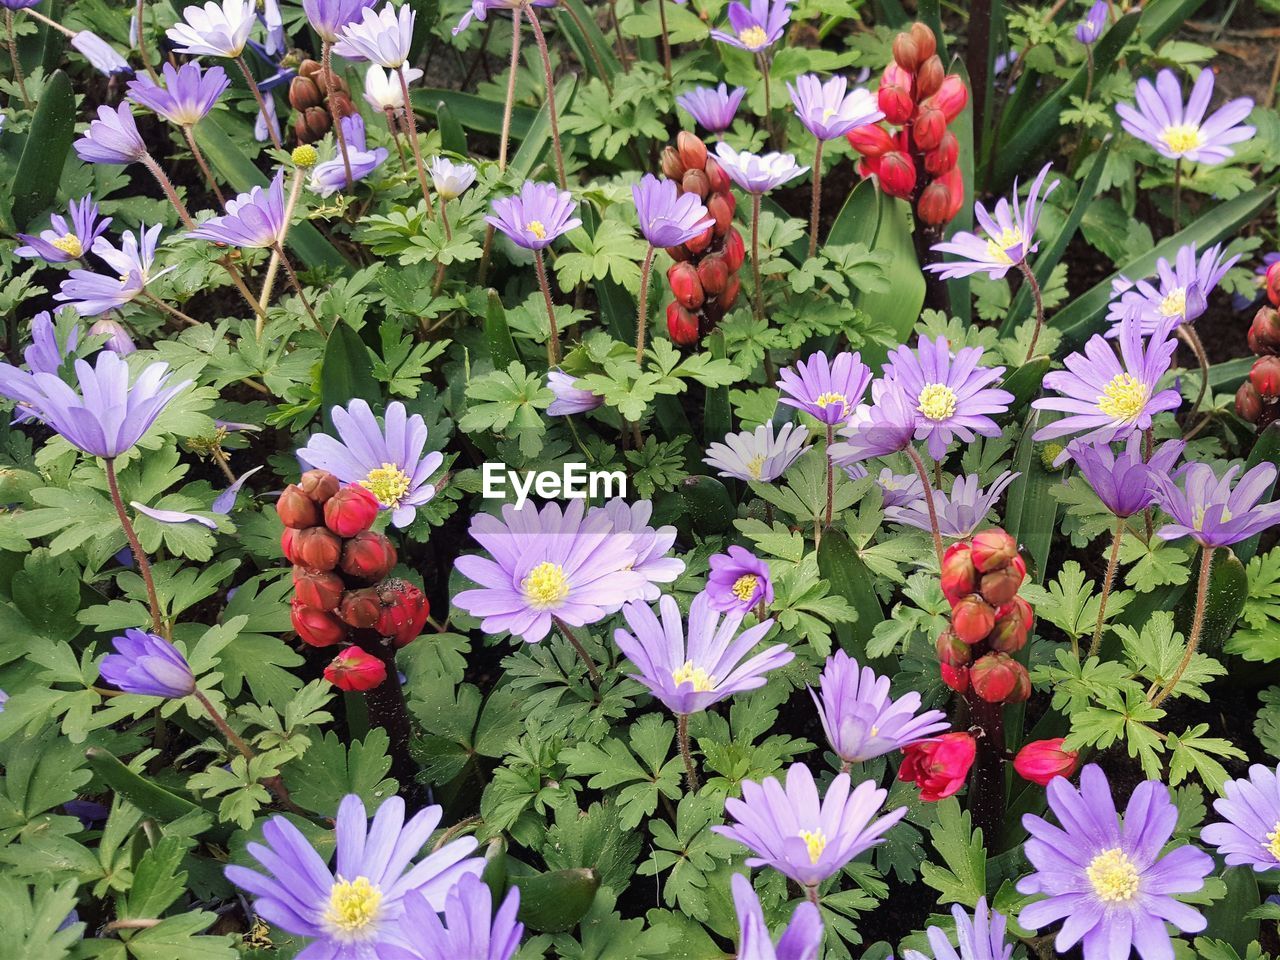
[1151,543,1214,707]
[104,458,165,637]
[635,244,656,366]
[678,713,700,790]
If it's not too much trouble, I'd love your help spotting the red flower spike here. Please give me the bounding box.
[940,661,970,693]
[299,468,340,504]
[718,275,741,310]
[899,732,976,801]
[912,103,947,151]
[722,228,746,272]
[682,168,711,201]
[697,255,730,296]
[892,33,920,72]
[281,527,302,564]
[324,485,380,537]
[339,586,383,629]
[878,151,917,198]
[1248,306,1280,356]
[667,302,700,346]
[324,646,387,692]
[660,146,684,180]
[677,131,708,171]
[878,64,915,125]
[1237,381,1263,423]
[970,527,1018,573]
[1013,738,1080,786]
[936,628,972,667]
[668,261,705,310]
[933,75,969,122]
[846,123,895,158]
[916,55,944,98]
[1250,355,1280,398]
[924,131,959,175]
[376,578,430,647]
[1267,261,1280,308]
[970,652,1028,703]
[909,22,937,62]
[940,542,978,606]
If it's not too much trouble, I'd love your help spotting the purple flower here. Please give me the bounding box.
[904,899,1013,960]
[886,335,1012,461]
[189,170,287,249]
[707,545,773,612]
[828,377,918,465]
[613,592,789,716]
[1067,435,1185,517]
[225,794,483,956]
[731,873,823,960]
[714,763,906,890]
[1201,763,1280,873]
[927,163,1059,279]
[56,224,173,316]
[633,174,714,248]
[385,874,522,960]
[1017,764,1213,960]
[166,0,256,57]
[452,0,556,36]
[1151,461,1280,548]
[309,114,389,197]
[74,103,148,165]
[23,312,79,376]
[787,74,882,141]
[1117,67,1255,165]
[704,421,809,482]
[0,0,41,8]
[875,468,923,508]
[298,399,443,527]
[453,499,648,643]
[777,350,871,426]
[1106,243,1237,336]
[486,181,581,251]
[1032,310,1182,447]
[303,0,378,42]
[0,689,6,713]
[16,195,111,263]
[811,651,949,765]
[71,31,132,75]
[90,317,137,355]
[255,90,282,144]
[333,3,415,68]
[887,471,1019,540]
[99,629,196,698]
[677,84,747,134]
[589,498,684,601]
[714,142,808,194]
[127,61,229,126]
[546,370,604,415]
[1075,1,1107,45]
[710,0,792,53]
[426,156,476,200]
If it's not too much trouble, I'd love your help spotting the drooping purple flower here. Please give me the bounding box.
[16,195,111,263]
[1032,310,1182,447]
[486,181,581,251]
[189,170,287,249]
[303,0,378,42]
[70,31,132,76]
[127,61,229,126]
[927,163,1059,279]
[787,74,883,141]
[255,89,282,144]
[704,421,809,482]
[261,0,285,54]
[1116,67,1255,165]
[885,335,1013,461]
[0,689,6,712]
[546,369,603,416]
[777,350,871,425]
[384,874,523,960]
[613,592,788,716]
[309,114,389,197]
[55,224,173,316]
[99,629,196,698]
[904,899,1013,960]
[828,377,919,465]
[1106,242,1238,336]
[589,498,684,601]
[714,142,808,194]
[714,763,906,891]
[710,0,792,53]
[1075,1,1107,45]
[1150,461,1280,548]
[633,174,714,248]
[1017,764,1213,960]
[1201,763,1280,873]
[706,545,773,612]
[887,471,1019,540]
[166,0,256,57]
[452,0,556,36]
[225,794,483,957]
[1067,435,1185,517]
[23,312,80,375]
[90,317,137,355]
[453,499,648,643]
[74,103,148,165]
[875,468,924,508]
[811,651,949,765]
[731,873,823,960]
[677,84,747,134]
[333,3,415,67]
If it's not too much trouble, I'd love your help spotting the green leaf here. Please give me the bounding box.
[561,715,682,829]
[485,289,518,370]
[511,867,600,934]
[0,879,83,960]
[320,321,380,433]
[409,88,537,140]
[920,798,986,907]
[1166,724,1246,791]
[12,70,74,232]
[510,74,577,182]
[284,729,399,816]
[84,748,202,823]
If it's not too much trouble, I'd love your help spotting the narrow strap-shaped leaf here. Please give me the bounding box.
[12,69,74,231]
[510,74,578,182]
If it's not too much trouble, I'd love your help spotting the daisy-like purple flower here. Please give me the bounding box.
[486,181,581,252]
[710,0,792,53]
[16,195,111,263]
[453,499,648,643]
[589,498,684,601]
[1017,764,1213,960]
[310,114,388,197]
[452,0,556,36]
[546,370,603,416]
[385,874,523,960]
[714,763,906,891]
[127,61,229,126]
[1031,310,1181,448]
[633,174,714,248]
[731,873,823,960]
[303,0,378,42]
[927,163,1059,279]
[714,142,808,194]
[707,545,773,613]
[677,84,747,134]
[298,399,443,528]
[189,170,287,249]
[704,421,809,482]
[166,0,256,57]
[1117,67,1255,165]
[1067,435,1185,518]
[55,224,173,317]
[225,794,483,958]
[1150,461,1280,548]
[1106,243,1238,336]
[886,471,1019,540]
[787,74,883,141]
[613,592,789,716]
[333,3,414,68]
[875,468,924,508]
[1075,1,1107,45]
[811,651,949,766]
[99,629,196,698]
[1201,763,1280,873]
[828,377,919,465]
[886,336,1012,461]
[777,350,871,425]
[74,103,148,165]
[904,899,1013,960]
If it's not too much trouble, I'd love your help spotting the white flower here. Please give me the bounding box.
[362,64,424,110]
[166,0,255,57]
[704,422,809,482]
[333,4,415,69]
[427,156,477,200]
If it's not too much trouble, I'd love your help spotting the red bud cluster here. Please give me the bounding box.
[658,131,743,348]
[1237,303,1280,428]
[847,21,967,226]
[288,59,356,145]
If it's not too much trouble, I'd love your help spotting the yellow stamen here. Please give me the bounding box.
[917,383,958,421]
[324,876,382,936]
[813,391,847,410]
[1096,372,1149,422]
[738,25,769,49]
[1086,848,1140,903]
[522,561,569,609]
[1159,287,1187,318]
[1265,822,1280,862]
[798,829,828,864]
[1161,123,1203,155]
[745,454,765,480]
[672,660,716,692]
[731,574,759,603]
[360,463,412,507]
[52,235,83,258]
[984,227,1023,265]
[527,220,547,240]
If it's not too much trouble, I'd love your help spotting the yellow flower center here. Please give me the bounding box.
[527,220,547,240]
[1265,822,1280,862]
[672,660,716,691]
[732,574,759,602]
[1161,123,1203,155]
[917,382,958,421]
[738,25,769,49]
[1086,848,1140,903]
[1096,372,1149,422]
[813,391,846,409]
[822,106,837,121]
[324,876,382,936]
[1159,287,1186,318]
[745,454,765,479]
[522,561,569,609]
[52,235,83,257]
[360,463,411,507]
[798,829,828,864]
[292,144,319,168]
[985,227,1023,264]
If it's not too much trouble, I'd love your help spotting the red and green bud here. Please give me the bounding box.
[952,595,996,644]
[1250,355,1280,398]
[339,586,382,629]
[668,261,705,310]
[281,527,302,565]
[970,652,1029,703]
[291,599,347,647]
[936,166,965,220]
[376,578,430,646]
[940,542,978,606]
[718,275,741,310]
[936,628,972,667]
[980,564,1025,607]
[909,22,938,62]
[940,661,969,693]
[685,226,715,256]
[705,156,730,193]
[341,531,398,582]
[697,255,730,296]
[892,32,920,71]
[667,302,700,346]
[878,151,917,198]
[324,646,387,692]
[294,526,342,572]
[988,606,1029,653]
[293,566,344,612]
[707,194,735,235]
[915,55,945,98]
[917,181,954,226]
[682,168,711,201]
[1237,380,1264,423]
[722,228,746,272]
[899,731,976,801]
[970,527,1018,573]
[299,468,340,504]
[878,64,915,125]
[1013,738,1079,786]
[277,484,320,529]
[1267,260,1280,308]
[924,131,959,174]
[324,485,380,537]
[1248,306,1280,356]
[677,131,708,171]
[660,146,684,180]
[912,103,947,151]
[846,123,896,158]
[933,75,969,122]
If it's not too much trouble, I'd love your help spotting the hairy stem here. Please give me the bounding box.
[235,55,282,150]
[321,42,355,189]
[104,458,165,636]
[193,689,298,811]
[182,125,226,206]
[534,249,560,365]
[678,713,700,791]
[1019,260,1046,361]
[527,11,568,190]
[1151,543,1214,707]
[824,421,835,529]
[751,192,764,326]
[273,241,327,337]
[656,0,672,82]
[635,244,657,365]
[5,11,30,107]
[498,6,523,170]
[1086,516,1126,660]
[808,139,825,260]
[555,617,600,686]
[397,66,435,215]
[906,446,946,569]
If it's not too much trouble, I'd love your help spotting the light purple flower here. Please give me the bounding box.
[298,399,443,528]
[704,421,809,482]
[0,689,6,712]
[1151,461,1280,548]
[787,74,883,141]
[1106,242,1237,336]
[426,156,476,200]
[333,3,414,68]
[16,195,111,263]
[0,0,41,9]
[127,61,229,126]
[255,91,282,144]
[261,0,285,54]
[1075,1,1107,45]
[22,312,79,376]
[811,651,949,765]
[546,369,603,416]
[927,163,1059,279]
[706,545,773,612]
[55,224,173,316]
[303,0,378,42]
[452,0,556,36]
[310,114,389,197]
[589,498,684,601]
[1117,67,1255,165]
[1201,763,1280,873]
[777,350,871,426]
[731,873,823,960]
[886,335,1012,461]
[710,0,792,53]
[385,874,522,960]
[1017,764,1213,960]
[486,181,581,251]
[99,629,196,698]
[453,499,648,643]
[677,84,747,134]
[362,63,423,110]
[715,142,808,194]
[189,170,287,248]
[166,0,256,57]
[714,763,906,890]
[131,465,262,528]
[613,592,788,716]
[875,468,923,508]
[633,174,714,248]
[904,899,1013,960]
[74,103,148,165]
[1067,435,1184,517]
[71,31,132,75]
[887,471,1019,540]
[90,317,137,355]
[828,377,919,465]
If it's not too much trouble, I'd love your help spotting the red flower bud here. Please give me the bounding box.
[970,527,1018,573]
[936,628,972,667]
[952,596,996,644]
[899,732,976,802]
[878,151,917,198]
[1267,261,1280,308]
[660,146,685,180]
[1250,355,1280,399]
[281,527,302,564]
[940,542,978,606]
[289,74,325,111]
[846,122,896,158]
[1248,306,1280,356]
[1013,738,1079,786]
[878,64,915,125]
[933,75,969,122]
[677,131,709,171]
[705,157,730,194]
[970,652,1029,703]
[999,594,1035,632]
[324,646,387,692]
[293,566,345,612]
[682,168,711,201]
[1237,381,1263,423]
[324,485,380,537]
[924,131,959,174]
[722,228,746,272]
[940,661,969,693]
[917,181,954,226]
[697,254,730,296]
[376,578,430,647]
[277,484,320,529]
[668,261,705,310]
[988,607,1029,654]
[912,103,947,151]
[685,226,714,255]
[665,243,692,263]
[707,193,735,235]
[937,167,965,219]
[718,274,741,310]
[892,33,920,72]
[916,55,945,98]
[299,469,340,504]
[910,22,938,61]
[294,526,342,572]
[291,599,347,647]
[339,586,382,629]
[341,531,398,582]
[667,302,700,346]
[980,565,1025,607]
